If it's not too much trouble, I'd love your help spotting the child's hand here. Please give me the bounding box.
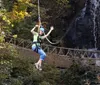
[50,26,54,31]
[35,25,39,27]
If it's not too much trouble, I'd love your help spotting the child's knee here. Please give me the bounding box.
[43,53,46,57]
[42,53,46,59]
[40,53,46,60]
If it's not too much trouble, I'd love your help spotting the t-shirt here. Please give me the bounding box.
[33,32,42,46]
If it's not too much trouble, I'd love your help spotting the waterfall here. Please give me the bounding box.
[65,0,100,49]
[0,0,2,7]
[91,0,99,48]
[64,0,100,66]
[76,0,87,22]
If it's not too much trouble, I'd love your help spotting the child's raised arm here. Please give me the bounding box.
[42,26,54,39]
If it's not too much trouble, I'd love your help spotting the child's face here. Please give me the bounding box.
[39,30,43,35]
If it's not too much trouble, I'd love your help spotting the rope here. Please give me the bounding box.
[37,0,71,45]
[38,0,41,32]
[38,0,41,22]
[44,27,70,45]
[43,12,81,45]
[43,32,59,45]
[36,0,84,45]
[37,0,63,45]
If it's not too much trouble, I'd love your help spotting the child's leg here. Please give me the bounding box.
[32,45,40,69]
[32,45,46,70]
[37,48,46,69]
[37,59,42,67]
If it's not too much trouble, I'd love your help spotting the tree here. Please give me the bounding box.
[0,0,32,32]
[1,0,70,40]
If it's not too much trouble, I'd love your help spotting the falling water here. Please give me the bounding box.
[76,0,87,21]
[65,0,100,49]
[92,0,99,48]
[76,0,98,49]
[0,0,2,7]
[91,0,100,65]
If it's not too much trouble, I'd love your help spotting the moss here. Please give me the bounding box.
[39,81,51,85]
[0,73,9,79]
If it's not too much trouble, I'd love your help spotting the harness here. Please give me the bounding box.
[33,35,42,53]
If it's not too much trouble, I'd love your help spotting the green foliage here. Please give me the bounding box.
[0,44,60,85]
[1,0,71,40]
[60,63,81,85]
[1,0,98,84]
[2,0,14,11]
[0,9,11,31]
[0,0,32,33]
[0,36,4,43]
[0,45,99,85]
[56,0,69,6]
[39,81,51,85]
[42,64,61,84]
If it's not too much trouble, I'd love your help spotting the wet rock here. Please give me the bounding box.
[65,0,100,49]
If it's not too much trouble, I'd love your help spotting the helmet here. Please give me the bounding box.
[40,27,45,33]
[40,25,43,28]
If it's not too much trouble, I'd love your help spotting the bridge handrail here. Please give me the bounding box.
[6,38,100,58]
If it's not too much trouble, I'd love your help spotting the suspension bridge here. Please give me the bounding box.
[5,37,100,70]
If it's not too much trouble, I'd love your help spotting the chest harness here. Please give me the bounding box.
[33,35,42,53]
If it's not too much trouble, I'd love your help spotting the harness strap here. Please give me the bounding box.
[33,42,40,53]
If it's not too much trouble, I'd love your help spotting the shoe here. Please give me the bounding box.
[38,65,42,71]
[35,63,39,69]
[38,67,42,71]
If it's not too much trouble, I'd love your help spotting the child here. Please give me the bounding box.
[31,24,54,71]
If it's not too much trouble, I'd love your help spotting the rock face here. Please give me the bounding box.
[65,0,100,49]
